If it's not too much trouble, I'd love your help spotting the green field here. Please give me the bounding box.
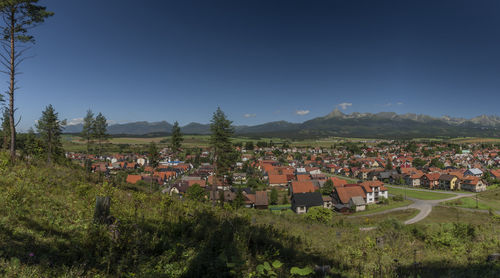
[442,188,500,212]
[352,199,413,216]
[387,186,455,200]
[419,206,498,225]
[443,197,491,210]
[450,137,500,144]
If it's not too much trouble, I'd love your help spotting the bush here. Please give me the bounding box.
[304,207,333,224]
[392,194,404,202]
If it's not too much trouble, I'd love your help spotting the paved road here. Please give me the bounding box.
[331,176,498,228]
[353,186,477,226]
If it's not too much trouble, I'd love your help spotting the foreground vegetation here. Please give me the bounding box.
[0,155,498,277]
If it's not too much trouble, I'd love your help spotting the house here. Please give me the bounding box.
[405,173,423,187]
[461,177,487,192]
[359,181,388,201]
[126,175,142,184]
[233,173,247,184]
[358,169,370,180]
[490,169,500,180]
[255,191,269,209]
[349,196,366,212]
[359,183,375,204]
[168,182,190,195]
[330,177,348,187]
[421,173,440,189]
[333,185,366,210]
[322,196,334,209]
[439,174,460,190]
[243,193,256,208]
[296,174,312,181]
[464,168,483,177]
[291,180,316,194]
[291,192,324,214]
[209,190,236,203]
[268,174,288,187]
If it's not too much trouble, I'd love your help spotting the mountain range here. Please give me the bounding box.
[63,109,500,139]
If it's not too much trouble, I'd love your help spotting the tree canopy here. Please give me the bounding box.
[35,104,65,164]
[170,121,183,156]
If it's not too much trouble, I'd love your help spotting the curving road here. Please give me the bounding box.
[352,186,477,226]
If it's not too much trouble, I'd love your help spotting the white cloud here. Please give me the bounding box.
[243,113,256,118]
[67,117,84,126]
[397,102,403,105]
[66,117,116,126]
[295,110,310,116]
[384,102,393,107]
[337,102,352,110]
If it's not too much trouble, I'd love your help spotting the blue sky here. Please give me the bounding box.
[4,0,500,131]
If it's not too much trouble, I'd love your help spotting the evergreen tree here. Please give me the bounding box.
[270,188,278,205]
[321,179,334,196]
[170,121,183,156]
[233,188,244,209]
[80,109,95,154]
[209,107,235,206]
[21,127,39,160]
[0,0,53,160]
[244,141,254,150]
[186,183,206,202]
[218,190,225,207]
[35,105,65,164]
[93,113,108,156]
[385,159,393,170]
[281,194,289,205]
[148,141,160,169]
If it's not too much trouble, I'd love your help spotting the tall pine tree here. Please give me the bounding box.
[148,141,160,169]
[21,127,40,161]
[209,107,235,206]
[93,113,108,156]
[81,109,95,154]
[35,105,65,164]
[170,121,183,157]
[0,1,53,160]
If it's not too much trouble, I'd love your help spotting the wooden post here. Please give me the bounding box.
[94,196,111,224]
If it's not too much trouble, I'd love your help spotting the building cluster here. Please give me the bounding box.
[66,140,500,215]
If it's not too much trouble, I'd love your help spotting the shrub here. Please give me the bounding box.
[304,207,333,224]
[392,194,404,202]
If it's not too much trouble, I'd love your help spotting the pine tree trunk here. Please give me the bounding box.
[8,8,16,161]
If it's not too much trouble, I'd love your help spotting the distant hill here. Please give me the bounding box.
[64,121,174,135]
[63,110,500,138]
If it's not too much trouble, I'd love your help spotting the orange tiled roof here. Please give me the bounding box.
[126,175,142,184]
[336,186,366,204]
[291,180,315,194]
[268,174,288,185]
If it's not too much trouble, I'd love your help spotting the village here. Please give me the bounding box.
[66,139,500,216]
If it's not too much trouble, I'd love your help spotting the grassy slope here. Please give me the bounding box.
[443,188,500,211]
[344,209,419,226]
[0,158,499,277]
[352,199,413,216]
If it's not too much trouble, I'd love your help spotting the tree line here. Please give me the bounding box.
[0,104,109,164]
